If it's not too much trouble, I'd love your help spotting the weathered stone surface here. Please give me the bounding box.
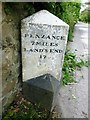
[22,10,69,111]
[0,3,2,119]
[21,10,69,82]
[1,3,35,117]
[1,4,20,113]
[23,74,60,110]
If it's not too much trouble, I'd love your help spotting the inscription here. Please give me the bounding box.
[24,48,63,54]
[24,33,65,60]
[25,33,66,41]
[31,41,58,46]
[21,10,69,81]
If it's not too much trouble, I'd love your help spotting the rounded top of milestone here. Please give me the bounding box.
[22,10,69,27]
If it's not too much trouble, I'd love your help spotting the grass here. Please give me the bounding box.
[62,50,90,85]
[2,93,50,120]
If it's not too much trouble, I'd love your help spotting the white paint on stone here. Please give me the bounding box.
[21,10,69,81]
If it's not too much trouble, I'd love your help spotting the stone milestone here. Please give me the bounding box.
[21,10,69,110]
[21,10,69,82]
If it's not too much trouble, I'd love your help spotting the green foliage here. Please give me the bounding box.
[3,105,48,120]
[2,94,49,120]
[34,2,81,41]
[76,59,90,67]
[23,3,35,15]
[62,50,77,85]
[4,3,14,15]
[42,2,81,41]
[79,10,90,23]
[4,3,35,17]
[60,2,81,41]
[85,2,90,4]
[4,2,81,41]
[62,50,90,85]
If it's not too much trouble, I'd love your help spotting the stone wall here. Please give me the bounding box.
[2,3,21,112]
[0,2,2,118]
[1,2,35,113]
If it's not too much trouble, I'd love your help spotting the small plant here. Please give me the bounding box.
[2,93,49,120]
[76,59,90,68]
[62,50,90,85]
